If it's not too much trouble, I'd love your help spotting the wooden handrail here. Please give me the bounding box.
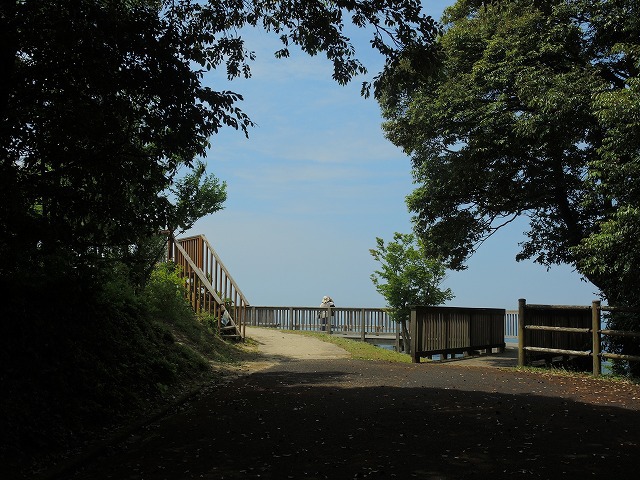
[174,235,250,307]
[168,234,250,339]
[247,306,395,334]
[197,234,249,307]
[173,240,224,305]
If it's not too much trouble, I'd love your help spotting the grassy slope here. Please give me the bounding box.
[0,300,254,479]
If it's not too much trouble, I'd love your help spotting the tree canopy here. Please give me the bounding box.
[378,0,640,307]
[1,0,439,285]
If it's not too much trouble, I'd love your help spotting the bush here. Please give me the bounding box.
[142,262,194,323]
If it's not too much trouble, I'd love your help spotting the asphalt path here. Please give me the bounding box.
[65,328,640,480]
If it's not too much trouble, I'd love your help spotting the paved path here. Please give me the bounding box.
[65,328,640,480]
[245,326,518,368]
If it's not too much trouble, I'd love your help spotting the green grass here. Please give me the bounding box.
[280,329,413,363]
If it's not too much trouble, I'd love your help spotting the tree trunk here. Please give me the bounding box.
[400,319,411,356]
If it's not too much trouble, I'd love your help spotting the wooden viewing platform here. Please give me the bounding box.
[247,306,402,349]
[248,306,522,355]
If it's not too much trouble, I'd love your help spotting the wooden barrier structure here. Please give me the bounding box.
[518,299,640,375]
[167,234,250,340]
[248,306,401,349]
[410,306,506,363]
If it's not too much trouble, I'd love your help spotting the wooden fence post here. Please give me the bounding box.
[592,300,602,376]
[518,298,526,367]
[410,308,418,363]
[361,309,366,342]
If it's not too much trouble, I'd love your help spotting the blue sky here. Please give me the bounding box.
[185,1,598,309]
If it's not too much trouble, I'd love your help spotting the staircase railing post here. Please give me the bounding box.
[167,232,174,262]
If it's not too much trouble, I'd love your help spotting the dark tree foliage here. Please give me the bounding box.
[378,0,640,374]
[0,0,439,283]
[379,0,639,292]
[1,0,235,280]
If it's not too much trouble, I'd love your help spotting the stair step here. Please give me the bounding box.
[222,334,243,341]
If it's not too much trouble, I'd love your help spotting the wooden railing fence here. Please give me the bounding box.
[167,234,250,339]
[410,306,506,363]
[247,306,396,338]
[596,303,640,374]
[517,299,640,375]
[505,310,518,341]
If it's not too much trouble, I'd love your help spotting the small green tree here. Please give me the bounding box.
[370,232,454,353]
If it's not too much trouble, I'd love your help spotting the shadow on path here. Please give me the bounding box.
[66,358,640,480]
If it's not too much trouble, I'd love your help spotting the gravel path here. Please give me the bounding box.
[65,328,640,479]
[244,327,351,361]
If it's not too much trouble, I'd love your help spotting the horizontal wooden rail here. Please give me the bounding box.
[524,346,591,357]
[524,304,591,311]
[600,329,640,338]
[601,306,640,313]
[525,325,591,334]
[518,299,640,376]
[601,352,640,362]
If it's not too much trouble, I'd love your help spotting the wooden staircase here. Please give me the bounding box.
[167,234,249,341]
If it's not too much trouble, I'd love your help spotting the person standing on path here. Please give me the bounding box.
[220,304,233,327]
[318,295,335,331]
